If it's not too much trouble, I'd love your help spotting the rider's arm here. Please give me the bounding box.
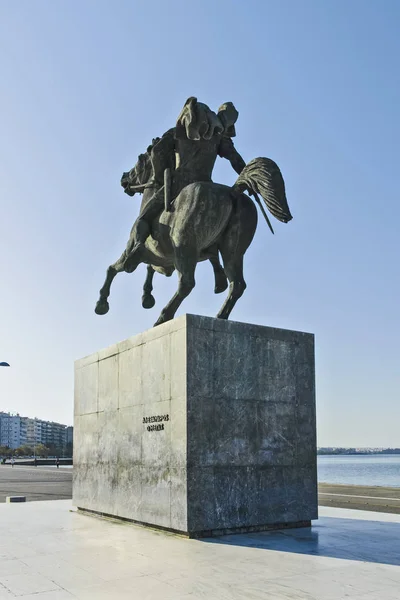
[218,136,246,175]
[151,129,176,184]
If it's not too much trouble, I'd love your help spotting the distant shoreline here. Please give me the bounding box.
[318,449,400,456]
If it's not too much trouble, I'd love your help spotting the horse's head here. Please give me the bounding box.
[121,151,153,196]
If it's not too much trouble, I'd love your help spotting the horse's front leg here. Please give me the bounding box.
[95,251,126,315]
[142,265,156,309]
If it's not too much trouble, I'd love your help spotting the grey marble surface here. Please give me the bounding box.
[74,314,317,535]
[0,501,399,600]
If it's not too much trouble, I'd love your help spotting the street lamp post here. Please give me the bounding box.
[0,363,11,464]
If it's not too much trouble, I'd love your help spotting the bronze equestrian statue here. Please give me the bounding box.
[95,97,292,326]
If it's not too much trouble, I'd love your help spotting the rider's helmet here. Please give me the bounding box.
[217,102,239,137]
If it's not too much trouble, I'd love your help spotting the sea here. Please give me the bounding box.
[318,454,400,487]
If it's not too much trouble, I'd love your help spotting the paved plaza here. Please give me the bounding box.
[0,500,399,599]
[0,466,72,503]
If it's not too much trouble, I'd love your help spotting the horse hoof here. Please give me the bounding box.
[214,280,228,294]
[95,300,109,315]
[154,314,168,327]
[214,272,228,294]
[142,294,155,309]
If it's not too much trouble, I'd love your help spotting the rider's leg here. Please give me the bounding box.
[133,217,151,246]
[133,189,164,247]
[148,132,175,186]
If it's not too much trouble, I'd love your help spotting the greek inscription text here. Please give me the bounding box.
[143,414,169,432]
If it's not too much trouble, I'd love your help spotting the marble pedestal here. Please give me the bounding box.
[73,314,317,537]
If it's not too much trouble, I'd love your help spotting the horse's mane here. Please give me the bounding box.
[133,148,153,186]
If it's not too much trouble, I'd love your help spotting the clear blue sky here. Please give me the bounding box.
[1,1,399,446]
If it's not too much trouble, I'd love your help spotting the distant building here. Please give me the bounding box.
[66,426,73,445]
[25,418,42,446]
[0,412,72,453]
[25,417,69,451]
[42,420,68,449]
[66,426,73,457]
[0,413,26,449]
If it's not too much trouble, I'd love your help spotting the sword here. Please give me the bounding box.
[164,168,172,212]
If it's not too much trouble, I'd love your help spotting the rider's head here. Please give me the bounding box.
[177,97,223,140]
[218,102,239,137]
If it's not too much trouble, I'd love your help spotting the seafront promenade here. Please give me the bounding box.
[319,483,400,514]
[0,465,72,502]
[1,466,400,514]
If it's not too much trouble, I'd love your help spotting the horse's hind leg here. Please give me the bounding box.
[142,265,156,309]
[216,254,246,320]
[216,193,257,320]
[154,247,196,326]
[95,251,126,315]
[209,254,228,294]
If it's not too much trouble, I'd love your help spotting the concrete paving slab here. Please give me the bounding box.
[0,500,399,598]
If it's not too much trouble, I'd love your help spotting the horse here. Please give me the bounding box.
[95,152,291,326]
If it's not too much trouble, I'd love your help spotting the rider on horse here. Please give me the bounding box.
[97,97,292,324]
[124,97,246,271]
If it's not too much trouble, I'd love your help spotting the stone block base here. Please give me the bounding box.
[77,506,311,538]
[73,314,317,536]
[6,496,26,503]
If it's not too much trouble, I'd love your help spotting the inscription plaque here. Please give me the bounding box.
[143,414,169,432]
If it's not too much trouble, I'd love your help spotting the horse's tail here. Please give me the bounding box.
[232,157,292,224]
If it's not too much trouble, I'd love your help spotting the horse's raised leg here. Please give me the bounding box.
[216,255,246,320]
[142,265,156,309]
[209,255,228,294]
[154,247,196,326]
[95,252,126,315]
